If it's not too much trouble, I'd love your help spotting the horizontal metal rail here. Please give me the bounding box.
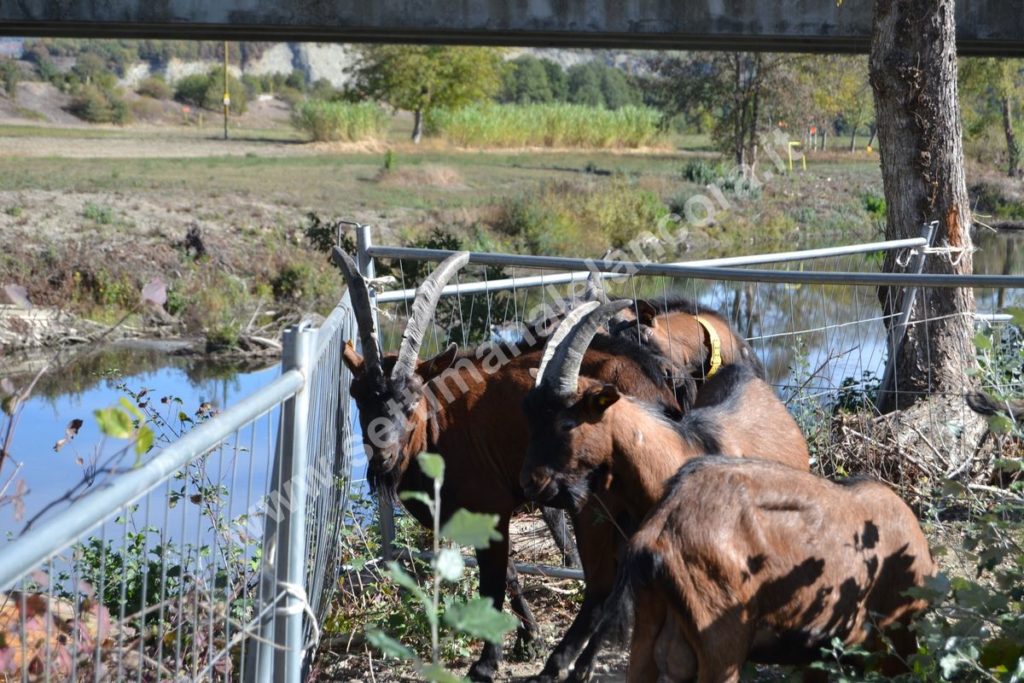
[373,237,929,303]
[403,550,585,581]
[367,246,1024,289]
[0,369,305,591]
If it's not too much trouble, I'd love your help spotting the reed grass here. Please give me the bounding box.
[425,104,662,149]
[292,100,390,142]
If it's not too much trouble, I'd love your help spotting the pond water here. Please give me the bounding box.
[1,229,1020,540]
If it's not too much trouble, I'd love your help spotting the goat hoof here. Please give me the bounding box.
[566,667,593,683]
[467,662,496,682]
[525,668,566,683]
[510,632,544,662]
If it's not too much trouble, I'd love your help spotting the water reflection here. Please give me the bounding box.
[1,346,279,537]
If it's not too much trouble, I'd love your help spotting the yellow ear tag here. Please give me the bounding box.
[694,316,723,379]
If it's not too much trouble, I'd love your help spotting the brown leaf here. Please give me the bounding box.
[53,419,84,453]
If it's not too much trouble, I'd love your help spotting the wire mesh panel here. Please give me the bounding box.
[0,298,359,682]
[0,394,291,682]
[365,240,1023,511]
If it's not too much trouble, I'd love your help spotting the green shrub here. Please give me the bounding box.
[862,191,887,220]
[82,202,115,224]
[494,178,669,255]
[67,84,131,124]
[0,58,20,100]
[135,75,171,100]
[173,73,211,107]
[174,71,247,114]
[425,103,661,149]
[291,100,389,142]
[681,159,725,185]
[203,71,247,114]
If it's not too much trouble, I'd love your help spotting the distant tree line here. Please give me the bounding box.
[497,55,643,110]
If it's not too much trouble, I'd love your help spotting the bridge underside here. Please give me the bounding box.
[0,1,1022,56]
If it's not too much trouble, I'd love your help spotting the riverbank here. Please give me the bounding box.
[1,123,1022,360]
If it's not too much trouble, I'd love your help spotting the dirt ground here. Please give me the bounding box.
[316,511,632,682]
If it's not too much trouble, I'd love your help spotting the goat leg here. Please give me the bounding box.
[528,510,617,683]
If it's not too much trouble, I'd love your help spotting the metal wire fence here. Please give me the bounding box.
[0,297,357,682]
[2,227,1021,682]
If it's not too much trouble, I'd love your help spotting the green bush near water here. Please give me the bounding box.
[425,103,661,148]
[495,178,669,255]
[291,100,390,142]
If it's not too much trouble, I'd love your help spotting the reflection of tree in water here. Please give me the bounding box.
[8,344,275,403]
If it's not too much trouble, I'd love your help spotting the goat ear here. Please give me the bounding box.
[635,300,659,326]
[419,342,459,377]
[580,384,620,422]
[342,341,365,375]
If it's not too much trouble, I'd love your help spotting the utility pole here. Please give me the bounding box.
[223,40,230,140]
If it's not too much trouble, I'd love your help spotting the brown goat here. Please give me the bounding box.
[334,253,685,681]
[619,456,937,683]
[520,301,808,681]
[610,296,765,383]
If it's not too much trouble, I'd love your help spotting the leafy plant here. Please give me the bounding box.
[366,453,517,680]
[135,75,172,100]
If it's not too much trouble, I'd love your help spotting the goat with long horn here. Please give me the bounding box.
[520,301,809,681]
[334,250,687,681]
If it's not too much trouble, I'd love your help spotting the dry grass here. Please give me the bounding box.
[374,165,465,189]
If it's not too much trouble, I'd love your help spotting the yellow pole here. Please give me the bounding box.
[223,41,230,140]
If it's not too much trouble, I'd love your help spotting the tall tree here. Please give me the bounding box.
[650,52,791,174]
[351,45,505,143]
[869,0,978,417]
[960,58,1024,177]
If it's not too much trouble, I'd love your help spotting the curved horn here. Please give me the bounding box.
[584,271,610,304]
[392,251,471,381]
[538,300,631,397]
[332,247,383,381]
[535,301,600,388]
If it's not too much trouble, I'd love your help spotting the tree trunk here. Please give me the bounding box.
[867,124,878,149]
[746,54,762,177]
[849,124,858,153]
[412,109,424,144]
[870,0,977,415]
[1001,95,1021,177]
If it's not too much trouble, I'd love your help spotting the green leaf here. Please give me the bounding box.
[366,628,416,661]
[973,332,992,351]
[987,414,1014,434]
[441,509,502,549]
[399,490,435,510]
[119,396,145,421]
[135,425,154,458]
[417,453,445,481]
[420,664,465,683]
[1005,306,1024,327]
[94,407,134,439]
[442,597,517,644]
[980,637,1024,670]
[387,563,435,624]
[436,548,465,583]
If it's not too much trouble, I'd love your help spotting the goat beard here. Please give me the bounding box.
[366,452,406,506]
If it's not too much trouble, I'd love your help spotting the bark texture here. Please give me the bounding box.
[869,0,977,414]
[1001,95,1021,177]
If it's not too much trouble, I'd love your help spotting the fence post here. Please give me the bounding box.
[877,221,939,410]
[356,225,395,563]
[249,324,314,683]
